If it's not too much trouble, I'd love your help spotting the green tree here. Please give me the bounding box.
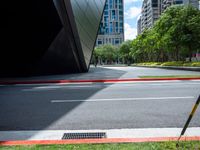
[180,6,200,61]
[119,40,132,64]
[131,5,200,63]
[93,44,118,64]
[154,6,185,61]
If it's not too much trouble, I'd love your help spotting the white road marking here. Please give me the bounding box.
[0,128,200,141]
[22,85,99,91]
[51,96,195,103]
[190,80,200,82]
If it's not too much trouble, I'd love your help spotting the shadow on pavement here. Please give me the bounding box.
[0,66,128,81]
[0,67,126,140]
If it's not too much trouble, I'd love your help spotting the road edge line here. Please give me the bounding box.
[1,77,200,85]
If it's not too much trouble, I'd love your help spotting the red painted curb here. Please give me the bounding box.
[0,137,200,146]
[0,77,200,85]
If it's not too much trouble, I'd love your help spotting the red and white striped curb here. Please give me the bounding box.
[0,77,200,85]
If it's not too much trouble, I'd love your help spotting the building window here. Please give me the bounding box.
[109,0,113,8]
[104,11,108,15]
[112,10,116,20]
[112,38,115,45]
[98,40,102,45]
[106,28,109,33]
[115,39,120,44]
[119,10,123,16]
[120,22,123,28]
[106,38,108,43]
[105,16,108,22]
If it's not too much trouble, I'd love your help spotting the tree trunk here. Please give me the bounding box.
[188,45,192,62]
[160,49,164,62]
[175,45,179,61]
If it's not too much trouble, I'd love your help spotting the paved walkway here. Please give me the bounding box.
[0,66,199,82]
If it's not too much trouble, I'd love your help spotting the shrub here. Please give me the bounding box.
[161,61,184,66]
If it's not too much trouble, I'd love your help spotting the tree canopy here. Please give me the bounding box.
[93,5,200,64]
[130,5,200,63]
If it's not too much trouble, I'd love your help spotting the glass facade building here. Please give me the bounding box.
[96,0,124,46]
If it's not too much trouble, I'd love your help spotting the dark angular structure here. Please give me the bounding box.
[1,0,106,76]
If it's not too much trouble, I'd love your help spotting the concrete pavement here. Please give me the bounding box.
[0,66,200,82]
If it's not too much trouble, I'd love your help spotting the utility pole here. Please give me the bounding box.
[176,95,200,147]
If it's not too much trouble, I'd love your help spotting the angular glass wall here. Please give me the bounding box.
[70,0,106,67]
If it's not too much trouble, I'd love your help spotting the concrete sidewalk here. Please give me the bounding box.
[1,128,200,146]
[0,66,199,84]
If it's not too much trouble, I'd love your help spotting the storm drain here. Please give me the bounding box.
[62,132,107,139]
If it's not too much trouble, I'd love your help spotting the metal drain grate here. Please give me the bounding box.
[62,132,106,139]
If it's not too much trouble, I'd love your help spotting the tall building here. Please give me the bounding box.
[137,16,142,35]
[96,0,124,46]
[141,0,161,32]
[138,0,199,34]
[161,0,174,12]
[183,0,199,9]
[162,0,199,12]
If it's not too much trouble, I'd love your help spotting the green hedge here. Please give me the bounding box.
[133,62,200,67]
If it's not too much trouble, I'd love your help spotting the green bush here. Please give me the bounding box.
[161,61,184,66]
[191,62,200,67]
[134,61,200,67]
[134,62,162,66]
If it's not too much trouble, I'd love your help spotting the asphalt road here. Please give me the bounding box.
[0,80,200,131]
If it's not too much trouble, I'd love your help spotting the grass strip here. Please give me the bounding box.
[139,75,200,79]
[1,141,200,150]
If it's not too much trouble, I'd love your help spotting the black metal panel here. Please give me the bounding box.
[1,0,106,77]
[1,0,64,76]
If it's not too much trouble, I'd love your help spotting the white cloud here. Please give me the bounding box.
[124,0,140,4]
[125,23,137,40]
[125,6,141,19]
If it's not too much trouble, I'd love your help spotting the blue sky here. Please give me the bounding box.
[124,0,142,40]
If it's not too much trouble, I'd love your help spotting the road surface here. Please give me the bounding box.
[0,80,200,130]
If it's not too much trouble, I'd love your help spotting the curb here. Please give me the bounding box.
[0,137,200,146]
[0,77,200,85]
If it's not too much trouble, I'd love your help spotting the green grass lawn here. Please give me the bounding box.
[1,141,200,150]
[139,75,200,78]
